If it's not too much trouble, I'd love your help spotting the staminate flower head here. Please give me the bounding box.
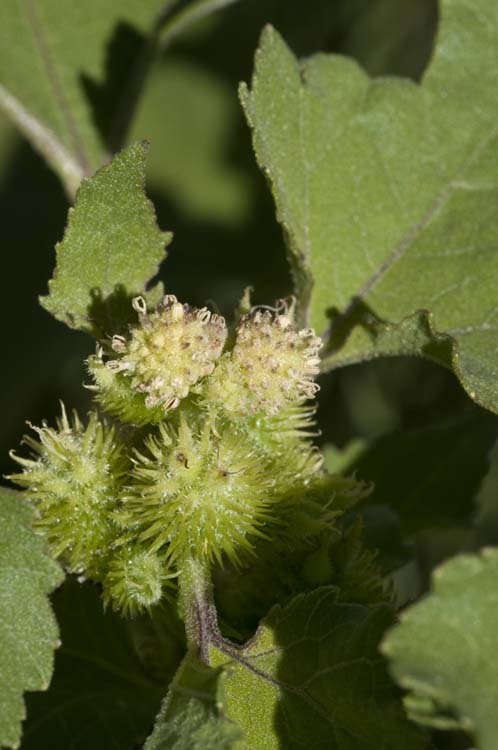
[8,406,126,577]
[88,295,227,424]
[117,416,276,568]
[102,545,176,617]
[207,303,322,417]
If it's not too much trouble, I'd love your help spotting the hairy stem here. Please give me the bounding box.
[178,555,219,663]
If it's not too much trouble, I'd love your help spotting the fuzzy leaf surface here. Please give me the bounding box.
[0,488,63,749]
[383,549,498,748]
[21,578,169,750]
[242,0,498,413]
[211,586,425,749]
[144,651,243,750]
[41,142,171,335]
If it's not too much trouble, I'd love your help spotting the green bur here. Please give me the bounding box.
[10,297,369,618]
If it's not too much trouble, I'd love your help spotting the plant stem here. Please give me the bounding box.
[178,555,219,664]
[0,85,84,199]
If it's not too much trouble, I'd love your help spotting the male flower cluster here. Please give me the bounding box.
[88,295,227,424]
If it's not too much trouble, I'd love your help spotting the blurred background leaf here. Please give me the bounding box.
[0,0,166,190]
[334,412,497,537]
[21,578,185,750]
[0,0,245,194]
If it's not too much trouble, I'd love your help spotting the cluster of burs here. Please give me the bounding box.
[10,294,366,616]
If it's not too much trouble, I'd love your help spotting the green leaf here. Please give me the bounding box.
[241,0,498,413]
[0,1,168,193]
[474,439,498,545]
[41,142,171,335]
[215,522,389,643]
[383,549,498,747]
[144,651,243,750]
[130,58,250,224]
[0,1,241,195]
[0,488,63,749]
[21,578,176,750]
[211,587,426,750]
[324,440,368,475]
[349,412,498,535]
[159,0,243,48]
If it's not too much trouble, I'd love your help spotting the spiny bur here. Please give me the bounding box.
[118,417,275,568]
[10,295,370,618]
[8,407,125,578]
[102,544,176,617]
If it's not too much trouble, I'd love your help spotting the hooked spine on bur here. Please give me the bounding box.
[10,294,369,617]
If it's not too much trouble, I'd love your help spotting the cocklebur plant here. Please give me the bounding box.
[6,2,498,748]
[9,292,369,624]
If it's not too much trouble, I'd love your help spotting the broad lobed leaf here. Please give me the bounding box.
[21,578,173,750]
[242,0,498,413]
[211,586,426,749]
[144,651,243,750]
[41,142,171,336]
[383,548,498,749]
[0,488,63,749]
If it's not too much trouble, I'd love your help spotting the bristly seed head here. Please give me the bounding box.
[8,406,126,578]
[102,544,176,617]
[117,417,275,569]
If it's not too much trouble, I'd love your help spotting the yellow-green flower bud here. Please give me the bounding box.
[102,545,176,617]
[89,295,227,424]
[8,407,125,577]
[208,308,322,418]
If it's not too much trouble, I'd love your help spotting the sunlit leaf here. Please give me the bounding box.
[242,0,498,413]
[41,142,171,335]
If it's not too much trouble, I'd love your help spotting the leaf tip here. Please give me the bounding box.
[260,23,276,41]
[258,23,288,56]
